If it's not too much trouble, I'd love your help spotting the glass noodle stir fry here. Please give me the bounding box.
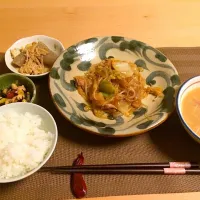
[0,81,31,106]
[74,59,163,119]
[10,42,58,75]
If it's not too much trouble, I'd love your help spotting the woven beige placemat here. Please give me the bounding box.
[1,48,200,200]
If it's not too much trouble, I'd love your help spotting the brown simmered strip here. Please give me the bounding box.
[37,42,58,66]
[12,53,26,67]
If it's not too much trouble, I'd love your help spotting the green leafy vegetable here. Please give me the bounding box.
[99,80,115,94]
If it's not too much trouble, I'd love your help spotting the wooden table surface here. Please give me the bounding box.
[1,0,200,199]
[1,0,200,53]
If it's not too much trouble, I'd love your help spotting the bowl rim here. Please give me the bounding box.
[176,75,200,142]
[5,34,65,78]
[0,72,36,103]
[0,102,58,183]
[49,36,180,137]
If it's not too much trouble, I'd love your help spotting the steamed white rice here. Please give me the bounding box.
[0,110,54,179]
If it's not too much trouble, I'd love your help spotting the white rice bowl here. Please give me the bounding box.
[0,103,57,183]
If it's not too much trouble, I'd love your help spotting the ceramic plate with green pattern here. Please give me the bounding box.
[49,36,180,137]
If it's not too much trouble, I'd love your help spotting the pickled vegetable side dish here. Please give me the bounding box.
[0,81,31,105]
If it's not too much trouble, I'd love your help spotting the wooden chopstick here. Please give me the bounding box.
[43,168,200,175]
[40,162,199,173]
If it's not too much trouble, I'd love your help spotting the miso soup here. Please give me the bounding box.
[181,87,200,135]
